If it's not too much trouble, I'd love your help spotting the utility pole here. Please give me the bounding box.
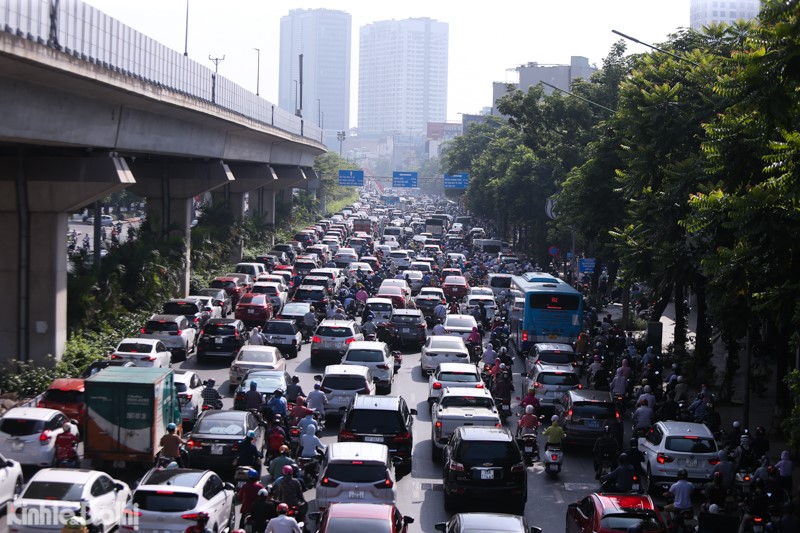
[253,48,260,96]
[209,55,225,103]
[183,0,189,56]
[337,131,346,157]
[297,53,304,117]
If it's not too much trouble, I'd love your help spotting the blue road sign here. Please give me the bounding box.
[579,258,596,273]
[338,169,364,187]
[392,171,418,188]
[444,173,469,189]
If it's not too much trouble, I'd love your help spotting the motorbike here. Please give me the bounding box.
[613,393,627,415]
[597,451,615,479]
[392,351,403,372]
[466,342,483,364]
[544,445,563,478]
[667,508,697,533]
[498,398,512,424]
[734,469,754,497]
[297,448,324,487]
[155,446,188,469]
[516,428,539,465]
[55,442,80,468]
[234,465,257,490]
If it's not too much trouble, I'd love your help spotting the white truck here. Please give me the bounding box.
[430,387,501,460]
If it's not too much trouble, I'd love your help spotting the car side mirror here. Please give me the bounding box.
[409,408,418,416]
[6,460,14,468]
[308,512,321,522]
[404,516,415,524]
[435,524,447,532]
[530,528,543,533]
[313,375,322,381]
[224,482,235,491]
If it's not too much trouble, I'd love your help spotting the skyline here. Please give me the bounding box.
[85,0,691,125]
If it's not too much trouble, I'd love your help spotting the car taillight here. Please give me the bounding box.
[312,336,322,343]
[170,329,182,336]
[475,383,484,388]
[231,441,238,452]
[511,462,525,473]
[418,324,426,329]
[339,430,356,441]
[522,331,529,341]
[435,421,442,437]
[708,458,720,465]
[320,477,340,487]
[110,353,121,359]
[184,394,192,401]
[344,337,356,344]
[140,328,146,334]
[374,477,393,488]
[616,410,620,419]
[186,439,199,449]
[753,517,763,523]
[393,431,411,443]
[432,382,442,390]
[39,430,51,444]
[567,409,573,418]
[123,508,142,518]
[449,460,465,472]
[657,452,674,464]
[577,383,583,389]
[377,364,389,370]
[142,356,157,361]
[534,382,543,389]
[181,513,203,520]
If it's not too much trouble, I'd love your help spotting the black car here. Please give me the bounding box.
[196,319,249,363]
[387,309,428,348]
[276,301,313,327]
[272,243,297,263]
[162,298,210,329]
[338,395,417,473]
[185,409,265,471]
[442,427,527,515]
[232,369,291,411]
[414,295,442,327]
[291,284,329,308]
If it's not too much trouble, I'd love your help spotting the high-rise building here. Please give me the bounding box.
[279,9,351,148]
[690,0,761,29]
[359,17,448,136]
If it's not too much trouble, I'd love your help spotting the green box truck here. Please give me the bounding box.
[84,367,181,469]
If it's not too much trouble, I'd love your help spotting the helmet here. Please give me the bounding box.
[485,343,492,349]
[713,471,723,481]
[62,421,72,432]
[314,383,321,389]
[247,469,258,479]
[246,430,256,439]
[499,363,506,369]
[279,445,290,454]
[273,414,283,424]
[250,381,258,389]
[718,450,728,460]
[258,488,269,497]
[603,425,610,435]
[594,355,600,361]
[677,469,688,480]
[206,378,216,386]
[643,385,651,393]
[741,434,751,445]
[274,388,284,396]
[309,306,315,311]
[499,347,507,355]
[551,415,559,423]
[292,376,300,384]
[277,503,289,513]
[618,453,628,464]
[641,378,648,386]
[196,512,210,523]
[525,405,534,414]
[677,376,684,383]
[282,465,294,476]
[165,461,179,469]
[167,422,177,431]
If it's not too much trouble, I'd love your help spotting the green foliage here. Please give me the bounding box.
[784,369,800,449]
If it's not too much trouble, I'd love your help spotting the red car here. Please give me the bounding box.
[210,276,247,306]
[566,493,668,533]
[234,293,274,327]
[442,275,469,300]
[310,503,414,533]
[376,286,407,308]
[39,378,86,427]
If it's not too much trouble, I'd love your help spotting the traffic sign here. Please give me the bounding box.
[444,173,469,189]
[392,171,418,188]
[548,246,559,257]
[579,258,596,273]
[338,169,364,187]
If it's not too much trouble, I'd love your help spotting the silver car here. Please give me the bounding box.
[314,365,375,418]
[420,335,470,375]
[341,341,396,394]
[315,442,398,510]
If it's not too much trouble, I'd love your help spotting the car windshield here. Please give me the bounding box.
[437,372,479,383]
[280,303,308,315]
[203,324,236,336]
[317,326,354,338]
[22,481,84,501]
[439,396,494,409]
[537,352,575,365]
[239,295,267,306]
[368,303,393,312]
[247,375,285,391]
[599,512,663,531]
[458,441,517,464]
[210,280,235,290]
[348,411,403,433]
[294,289,324,300]
[665,436,717,454]
[264,322,295,334]
[132,491,199,512]
[445,317,475,329]
[0,418,45,436]
[345,350,385,363]
[392,314,421,324]
[322,376,366,391]
[489,277,512,288]
[145,321,178,332]
[428,337,466,350]
[253,286,278,295]
[444,277,467,285]
[572,403,616,419]
[536,373,579,386]
[117,342,155,353]
[198,289,223,298]
[163,303,198,315]
[175,382,188,393]
[194,418,245,435]
[238,350,277,363]
[323,463,386,483]
[322,519,391,533]
[43,389,84,404]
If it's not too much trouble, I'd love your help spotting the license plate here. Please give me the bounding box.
[586,420,600,428]
[210,444,224,455]
[11,441,23,451]
[348,490,364,499]
[501,404,511,411]
[324,341,339,348]
[401,328,411,333]
[334,396,349,403]
[480,469,494,480]
[685,458,698,467]
[215,337,223,344]
[248,309,255,314]
[365,436,383,443]
[632,483,639,492]
[544,391,554,397]
[524,446,534,453]
[753,526,763,533]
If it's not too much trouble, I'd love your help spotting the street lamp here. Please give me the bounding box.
[253,48,260,96]
[183,0,189,56]
[337,131,346,157]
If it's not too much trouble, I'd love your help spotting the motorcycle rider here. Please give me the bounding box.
[465,326,482,354]
[673,375,689,403]
[734,433,759,472]
[266,389,289,419]
[306,383,328,415]
[543,415,566,450]
[201,378,223,409]
[268,445,294,481]
[497,346,513,368]
[289,396,313,425]
[492,370,514,411]
[737,478,771,533]
[184,511,213,533]
[248,488,277,533]
[519,388,540,413]
[271,467,307,525]
[702,471,729,513]
[265,502,302,533]
[637,385,656,411]
[611,368,628,397]
[712,449,735,490]
[285,376,305,404]
[751,426,770,461]
[245,381,264,410]
[55,421,80,466]
[432,318,446,336]
[517,405,540,436]
[159,422,186,467]
[624,437,644,478]
[663,469,694,519]
[632,399,653,435]
[302,306,317,341]
[701,402,721,434]
[299,424,325,458]
[600,453,637,492]
[362,313,377,338]
[592,426,620,479]
[238,469,265,528]
[482,342,497,365]
[236,430,263,469]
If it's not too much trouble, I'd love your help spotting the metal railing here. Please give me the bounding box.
[1,0,322,143]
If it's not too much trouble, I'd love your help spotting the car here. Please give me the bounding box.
[234,293,274,327]
[267,249,291,265]
[310,502,414,533]
[428,362,484,404]
[254,253,280,272]
[333,248,359,267]
[138,314,197,362]
[524,363,582,413]
[341,341,396,393]
[38,378,86,427]
[276,301,314,328]
[460,294,498,321]
[431,387,501,460]
[401,269,424,294]
[250,282,287,312]
[0,407,78,467]
[443,276,470,300]
[376,286,408,309]
[256,274,290,293]
[566,493,668,533]
[308,268,346,293]
[360,256,381,272]
[409,260,433,274]
[229,345,286,390]
[414,294,442,326]
[295,257,320,277]
[526,342,579,374]
[346,262,374,280]
[314,364,376,418]
[195,287,232,316]
[338,395,416,471]
[234,261,266,279]
[387,250,413,270]
[123,468,235,533]
[468,286,494,298]
[310,319,365,367]
[232,369,291,410]
[261,319,302,358]
[209,276,248,307]
[302,275,336,296]
[225,272,255,293]
[443,314,479,340]
[10,468,131,533]
[173,370,205,427]
[639,420,719,493]
[196,318,249,363]
[185,410,265,471]
[80,359,135,378]
[380,279,412,298]
[420,335,470,375]
[162,298,210,329]
[113,336,174,367]
[273,243,298,263]
[442,426,527,514]
[189,295,222,319]
[386,309,427,348]
[365,297,394,323]
[436,513,541,533]
[0,452,23,507]
[555,389,622,447]
[315,442,398,510]
[419,287,446,302]
[292,284,330,308]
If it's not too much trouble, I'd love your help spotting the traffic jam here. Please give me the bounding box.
[0,192,757,533]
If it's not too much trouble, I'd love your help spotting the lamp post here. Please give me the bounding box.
[253,48,261,96]
[337,131,346,157]
[293,80,298,115]
[183,0,189,56]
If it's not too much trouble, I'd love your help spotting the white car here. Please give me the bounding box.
[402,269,424,293]
[468,286,495,298]
[420,335,470,375]
[10,468,131,533]
[0,452,23,506]
[460,294,498,321]
[427,362,484,404]
[419,287,446,302]
[173,370,205,426]
[387,250,413,269]
[381,236,400,249]
[251,281,287,312]
[347,262,374,280]
[443,314,480,341]
[374,244,392,256]
[341,341,396,394]
[229,345,286,389]
[188,295,222,319]
[139,314,198,361]
[123,468,235,533]
[112,337,172,368]
[639,421,720,492]
[0,408,78,467]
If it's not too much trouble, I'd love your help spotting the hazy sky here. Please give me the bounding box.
[85,0,690,124]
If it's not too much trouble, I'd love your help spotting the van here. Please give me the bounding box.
[487,273,513,299]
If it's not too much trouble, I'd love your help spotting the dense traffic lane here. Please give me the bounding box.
[174,335,607,533]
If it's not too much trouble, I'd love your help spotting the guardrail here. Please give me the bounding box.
[0,0,322,143]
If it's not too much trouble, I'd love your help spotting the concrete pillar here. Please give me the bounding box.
[145,197,193,296]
